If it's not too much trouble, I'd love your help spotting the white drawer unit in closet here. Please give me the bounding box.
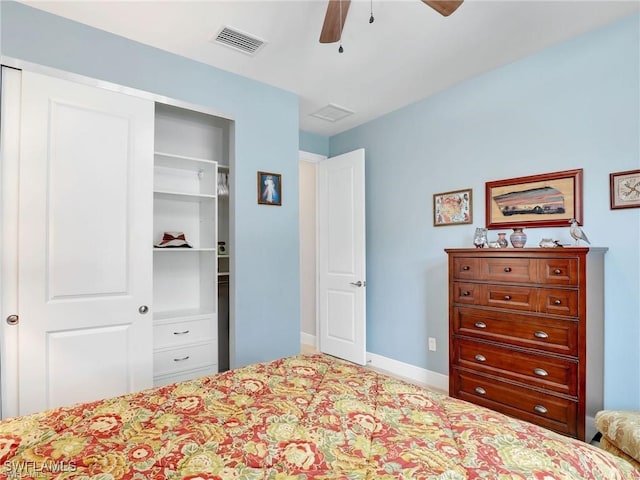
[153,341,217,377]
[154,314,215,349]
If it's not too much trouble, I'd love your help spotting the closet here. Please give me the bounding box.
[152,103,231,386]
[0,66,232,417]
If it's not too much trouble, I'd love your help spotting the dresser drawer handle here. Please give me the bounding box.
[503,295,511,301]
[553,299,562,305]
[534,404,548,414]
[462,291,471,296]
[474,322,487,329]
[553,269,562,275]
[534,331,548,339]
[504,267,512,273]
[474,354,486,362]
[475,387,486,395]
[534,368,549,377]
[173,330,190,335]
[173,356,190,362]
[462,265,470,271]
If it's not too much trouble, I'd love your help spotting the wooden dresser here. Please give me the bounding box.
[445,247,607,441]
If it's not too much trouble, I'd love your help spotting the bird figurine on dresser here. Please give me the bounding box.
[569,218,590,245]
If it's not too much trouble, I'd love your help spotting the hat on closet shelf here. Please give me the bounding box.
[154,232,192,248]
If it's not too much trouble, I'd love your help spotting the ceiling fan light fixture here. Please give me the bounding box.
[310,103,355,123]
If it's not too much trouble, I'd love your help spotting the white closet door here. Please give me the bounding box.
[17,71,154,415]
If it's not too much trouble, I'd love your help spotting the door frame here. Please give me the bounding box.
[0,58,237,418]
[298,150,326,350]
[0,66,22,418]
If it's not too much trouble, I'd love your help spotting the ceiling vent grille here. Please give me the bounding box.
[310,104,355,123]
[213,26,266,55]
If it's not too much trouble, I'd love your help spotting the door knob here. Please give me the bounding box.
[138,305,149,314]
[350,281,365,287]
[6,314,19,325]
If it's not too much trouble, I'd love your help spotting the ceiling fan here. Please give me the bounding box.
[319,0,464,44]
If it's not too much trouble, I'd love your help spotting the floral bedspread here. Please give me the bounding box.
[1,353,638,479]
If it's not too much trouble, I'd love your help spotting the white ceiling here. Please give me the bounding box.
[21,0,640,136]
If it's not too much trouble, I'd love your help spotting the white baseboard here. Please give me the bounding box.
[366,351,449,393]
[300,332,317,347]
[301,332,448,392]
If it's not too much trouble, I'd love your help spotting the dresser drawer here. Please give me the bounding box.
[452,370,578,437]
[154,342,217,376]
[538,288,579,317]
[453,338,578,395]
[481,257,536,283]
[452,282,482,305]
[483,284,537,312]
[452,257,481,280]
[453,307,578,356]
[154,318,215,348]
[537,258,579,286]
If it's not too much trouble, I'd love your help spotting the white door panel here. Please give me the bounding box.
[318,149,366,365]
[17,71,154,415]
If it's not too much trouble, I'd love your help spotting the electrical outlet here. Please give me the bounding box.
[428,337,437,352]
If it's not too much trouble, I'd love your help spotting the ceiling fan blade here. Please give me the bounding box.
[421,0,464,17]
[319,0,351,44]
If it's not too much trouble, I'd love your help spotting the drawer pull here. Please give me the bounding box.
[475,387,487,395]
[553,299,562,305]
[462,290,471,296]
[173,330,190,335]
[534,331,548,339]
[474,354,486,362]
[462,265,470,271]
[474,322,487,329]
[534,405,548,414]
[534,368,549,377]
[173,356,190,362]
[504,267,512,273]
[553,269,562,275]
[503,295,511,301]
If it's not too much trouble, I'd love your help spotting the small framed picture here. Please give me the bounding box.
[433,188,472,226]
[257,171,282,206]
[610,169,640,209]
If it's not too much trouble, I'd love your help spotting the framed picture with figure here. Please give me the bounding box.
[257,171,282,206]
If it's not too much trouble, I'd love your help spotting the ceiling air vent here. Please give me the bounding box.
[310,104,355,123]
[213,26,266,55]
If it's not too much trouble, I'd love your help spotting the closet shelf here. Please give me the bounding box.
[153,190,216,201]
[154,151,217,166]
[154,247,217,252]
[153,308,216,323]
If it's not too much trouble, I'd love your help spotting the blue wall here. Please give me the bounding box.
[330,13,640,409]
[0,1,301,368]
[299,130,330,156]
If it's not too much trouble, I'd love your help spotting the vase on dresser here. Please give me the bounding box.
[510,228,527,248]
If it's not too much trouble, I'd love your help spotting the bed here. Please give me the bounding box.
[1,353,638,479]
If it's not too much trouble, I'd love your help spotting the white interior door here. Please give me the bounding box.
[318,148,366,365]
[16,70,154,415]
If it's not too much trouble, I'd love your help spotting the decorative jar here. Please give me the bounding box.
[510,228,527,248]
